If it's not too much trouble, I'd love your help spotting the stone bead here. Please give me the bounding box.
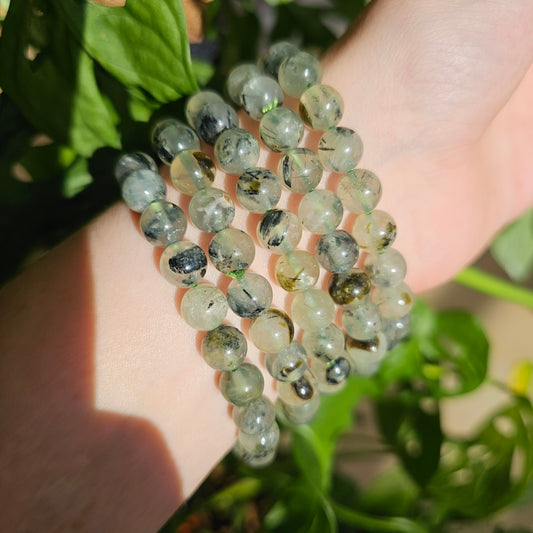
[278,51,321,97]
[151,118,200,164]
[214,128,260,174]
[194,101,239,145]
[302,323,345,361]
[277,148,323,194]
[291,289,335,331]
[236,167,281,214]
[382,314,411,349]
[201,324,247,371]
[345,332,388,376]
[227,63,262,105]
[318,127,363,173]
[220,362,264,406]
[364,248,407,288]
[160,241,207,288]
[170,150,215,196]
[371,282,414,319]
[299,84,343,131]
[233,395,276,435]
[278,370,320,424]
[180,284,228,331]
[275,250,319,293]
[298,189,343,235]
[121,169,166,213]
[189,188,235,233]
[259,41,299,77]
[249,309,294,353]
[208,228,255,274]
[310,355,350,394]
[257,209,302,254]
[115,152,157,186]
[259,107,304,152]
[328,268,372,307]
[315,230,359,273]
[237,421,280,465]
[265,341,308,382]
[227,272,273,318]
[241,75,283,120]
[352,210,397,252]
[185,90,224,129]
[342,300,382,341]
[234,441,276,468]
[140,200,187,247]
[337,169,382,214]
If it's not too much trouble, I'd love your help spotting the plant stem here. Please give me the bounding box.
[454,267,533,309]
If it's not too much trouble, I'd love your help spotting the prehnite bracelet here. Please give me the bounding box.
[115,41,413,468]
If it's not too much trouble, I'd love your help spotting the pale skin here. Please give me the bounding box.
[1,1,533,531]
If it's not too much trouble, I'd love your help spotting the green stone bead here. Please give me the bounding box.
[214,128,260,174]
[227,272,273,318]
[189,188,235,233]
[265,341,308,382]
[208,228,255,274]
[201,324,247,371]
[140,200,187,248]
[236,167,281,214]
[235,421,279,467]
[234,442,277,468]
[278,370,320,424]
[345,332,388,376]
[352,210,397,252]
[232,395,276,435]
[170,150,215,196]
[310,354,350,394]
[278,51,322,97]
[299,84,343,131]
[298,189,343,235]
[185,90,224,129]
[115,152,157,186]
[259,41,299,77]
[318,127,363,173]
[249,309,294,353]
[257,209,302,254]
[291,289,335,331]
[151,118,200,164]
[364,248,407,287]
[371,282,414,319]
[193,100,239,145]
[328,268,371,307]
[241,75,283,120]
[302,323,345,361]
[160,241,207,288]
[337,169,382,214]
[181,284,228,331]
[259,107,304,152]
[382,314,411,349]
[227,63,262,105]
[342,300,382,341]
[315,229,359,273]
[277,148,323,193]
[275,250,319,293]
[220,362,264,406]
[121,169,166,213]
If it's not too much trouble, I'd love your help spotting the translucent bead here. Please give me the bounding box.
[233,395,276,435]
[291,289,335,331]
[214,128,260,174]
[299,84,343,131]
[170,150,215,196]
[226,63,262,105]
[310,355,350,394]
[140,200,187,247]
[315,229,359,273]
[151,118,200,164]
[249,309,294,353]
[277,148,323,193]
[180,284,228,331]
[278,370,320,424]
[259,41,299,77]
[208,228,255,274]
[115,152,157,186]
[352,210,397,252]
[257,209,302,254]
[220,362,264,406]
[364,249,407,288]
[236,167,281,214]
[382,314,411,349]
[345,332,388,376]
[237,421,280,465]
[342,300,382,341]
[121,169,166,213]
[259,107,304,152]
[234,441,276,468]
[201,324,247,371]
[328,268,371,307]
[318,127,363,173]
[160,241,207,288]
[194,100,239,145]
[337,169,382,214]
[185,90,224,129]
[371,282,414,319]
[275,250,319,292]
[265,341,308,382]
[278,51,321,97]
[227,272,273,318]
[189,188,235,233]
[241,75,283,120]
[298,189,343,234]
[302,323,345,361]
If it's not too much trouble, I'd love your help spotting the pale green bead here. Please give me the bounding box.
[275,250,319,292]
[227,63,262,105]
[140,200,187,247]
[352,210,397,252]
[220,362,264,406]
[342,300,382,341]
[121,169,166,213]
[259,107,304,152]
[337,169,382,214]
[318,127,363,173]
[315,230,359,273]
[235,421,280,467]
[298,189,343,235]
[234,442,277,468]
[364,248,407,288]
[277,148,323,193]
[236,167,281,214]
[291,289,335,331]
[299,84,343,131]
[371,282,414,319]
[208,228,255,274]
[232,395,276,435]
[227,272,273,318]
[382,314,411,349]
[310,355,351,394]
[151,118,200,164]
[302,323,345,361]
[185,90,224,129]
[249,309,294,353]
[181,284,228,331]
[160,241,207,288]
[328,268,372,307]
[278,370,320,424]
[278,51,321,97]
[257,209,302,254]
[170,150,215,196]
[189,188,235,233]
[201,324,247,371]
[345,332,388,376]
[214,128,260,174]
[259,41,299,77]
[265,341,308,382]
[115,152,157,186]
[193,100,239,145]
[241,75,283,120]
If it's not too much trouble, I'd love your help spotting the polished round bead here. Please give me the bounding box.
[318,127,363,173]
[364,248,407,288]
[241,75,283,120]
[342,300,382,341]
[382,314,411,349]
[337,169,382,214]
[278,51,321,97]
[170,150,215,196]
[233,395,276,435]
[278,371,320,424]
[265,341,308,382]
[371,282,414,319]
[299,84,343,131]
[121,169,166,213]
[115,152,157,186]
[257,209,302,254]
[140,200,187,247]
[311,355,350,394]
[189,188,235,233]
[259,41,299,77]
[234,441,276,468]
[227,272,273,318]
[208,228,255,274]
[277,148,323,193]
[328,268,372,307]
[194,100,239,145]
[181,284,228,331]
[214,128,260,174]
[298,189,343,235]
[292,289,335,331]
[345,332,388,376]
[201,324,247,371]
[259,107,304,152]
[151,118,200,164]
[352,210,397,252]
[227,63,262,105]
[315,230,359,273]
[302,323,345,361]
[249,309,294,353]
[237,421,280,463]
[185,90,224,129]
[236,167,281,214]
[220,362,264,406]
[160,241,207,288]
[275,250,319,293]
